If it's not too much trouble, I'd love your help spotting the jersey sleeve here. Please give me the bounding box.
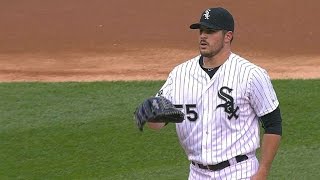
[248,67,279,117]
[155,70,174,101]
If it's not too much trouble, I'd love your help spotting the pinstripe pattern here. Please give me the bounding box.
[157,53,279,179]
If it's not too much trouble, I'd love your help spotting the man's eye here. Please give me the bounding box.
[200,29,216,34]
[206,30,216,34]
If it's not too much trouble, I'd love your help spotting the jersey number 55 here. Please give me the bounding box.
[174,104,198,122]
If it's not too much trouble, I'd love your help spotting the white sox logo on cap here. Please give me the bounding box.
[190,7,234,31]
[203,9,211,20]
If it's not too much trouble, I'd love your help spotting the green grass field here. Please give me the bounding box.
[0,80,319,179]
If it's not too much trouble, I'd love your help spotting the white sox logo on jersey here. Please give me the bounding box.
[217,86,239,120]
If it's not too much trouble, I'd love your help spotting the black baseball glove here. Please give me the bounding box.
[134,96,185,131]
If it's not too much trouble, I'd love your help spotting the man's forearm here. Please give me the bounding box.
[257,134,281,177]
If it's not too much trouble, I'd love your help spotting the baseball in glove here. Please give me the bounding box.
[134,96,185,131]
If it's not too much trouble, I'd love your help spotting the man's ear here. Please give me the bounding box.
[225,31,233,43]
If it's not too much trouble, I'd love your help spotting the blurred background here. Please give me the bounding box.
[0,0,319,81]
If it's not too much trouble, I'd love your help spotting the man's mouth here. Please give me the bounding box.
[200,41,208,48]
[200,41,208,45]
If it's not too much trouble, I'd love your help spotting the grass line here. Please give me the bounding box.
[0,80,319,179]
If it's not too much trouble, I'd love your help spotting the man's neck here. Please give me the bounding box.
[203,50,231,68]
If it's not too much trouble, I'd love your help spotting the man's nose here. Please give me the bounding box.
[200,32,208,39]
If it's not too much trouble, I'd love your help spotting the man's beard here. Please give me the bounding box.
[200,42,224,58]
[200,50,217,58]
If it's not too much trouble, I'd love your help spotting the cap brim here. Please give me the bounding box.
[189,22,222,30]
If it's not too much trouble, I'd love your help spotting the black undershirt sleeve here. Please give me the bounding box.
[259,106,282,136]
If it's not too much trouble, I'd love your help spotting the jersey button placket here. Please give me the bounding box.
[201,94,210,158]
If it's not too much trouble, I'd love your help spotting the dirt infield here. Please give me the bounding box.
[0,0,319,82]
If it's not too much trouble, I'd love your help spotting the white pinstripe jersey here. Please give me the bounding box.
[157,53,279,165]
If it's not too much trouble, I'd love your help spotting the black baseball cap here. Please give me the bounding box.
[190,7,234,32]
